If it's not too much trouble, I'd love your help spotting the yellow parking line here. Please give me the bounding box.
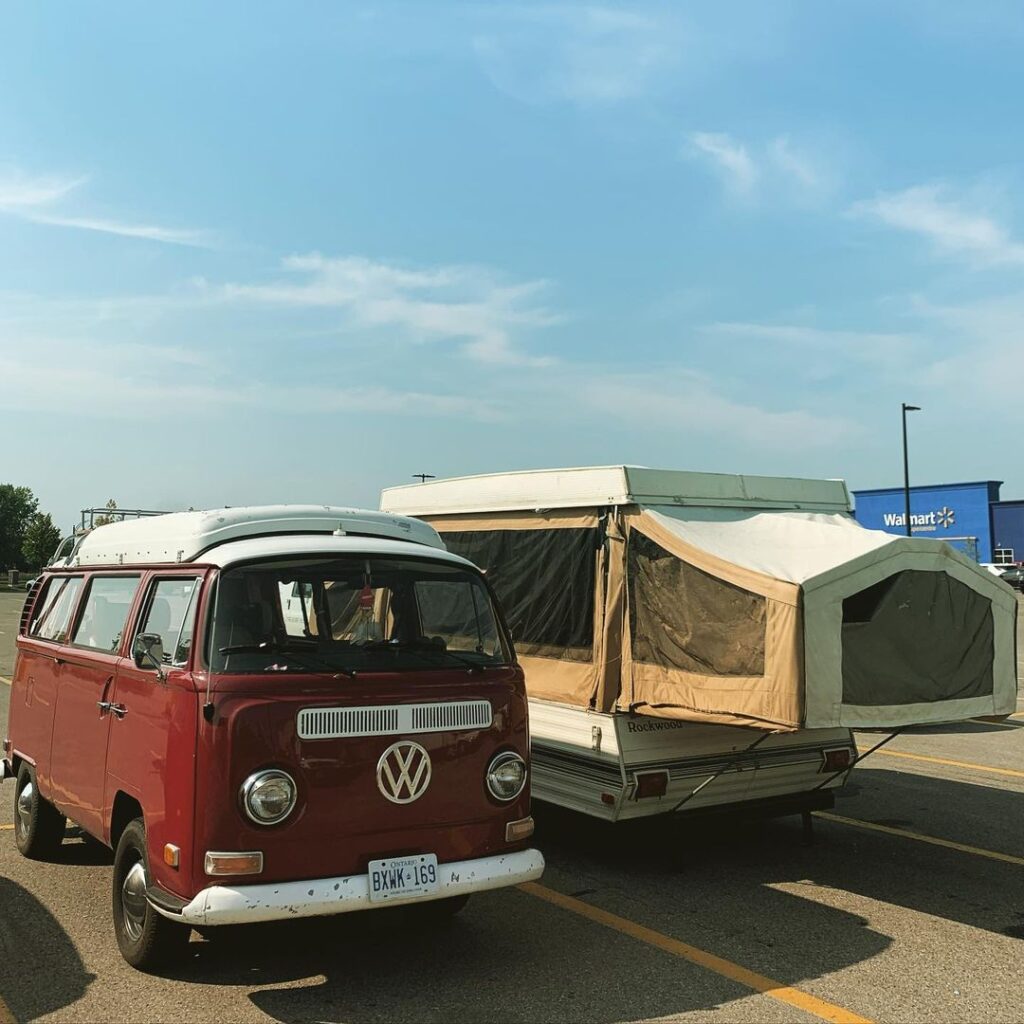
[521,882,872,1024]
[816,812,1024,868]
[0,824,12,831]
[871,748,1024,779]
[0,675,10,686]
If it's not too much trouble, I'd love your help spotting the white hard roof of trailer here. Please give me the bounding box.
[70,505,444,567]
[381,466,852,515]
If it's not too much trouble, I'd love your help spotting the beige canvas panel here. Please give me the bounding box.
[623,597,803,730]
[803,544,1018,728]
[519,654,600,706]
[425,510,601,532]
[626,510,800,606]
[620,512,803,729]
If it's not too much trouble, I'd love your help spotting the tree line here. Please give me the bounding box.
[0,484,66,571]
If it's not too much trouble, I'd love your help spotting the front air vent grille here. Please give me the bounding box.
[297,700,493,740]
[410,701,492,733]
[299,706,400,740]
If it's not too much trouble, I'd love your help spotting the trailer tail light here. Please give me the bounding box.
[821,748,853,774]
[634,770,669,799]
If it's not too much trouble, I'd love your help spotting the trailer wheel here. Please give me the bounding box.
[13,764,66,859]
[112,817,190,970]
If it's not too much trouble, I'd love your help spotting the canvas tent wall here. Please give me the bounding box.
[381,467,1018,731]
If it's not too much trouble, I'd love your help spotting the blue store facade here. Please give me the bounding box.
[853,481,1024,565]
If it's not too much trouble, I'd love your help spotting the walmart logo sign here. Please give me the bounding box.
[882,506,956,532]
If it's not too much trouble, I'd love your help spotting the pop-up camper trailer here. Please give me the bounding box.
[382,466,1018,822]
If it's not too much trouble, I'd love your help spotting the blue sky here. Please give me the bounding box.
[3,2,1024,531]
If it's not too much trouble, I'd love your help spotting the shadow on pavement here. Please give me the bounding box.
[151,803,894,1024]
[159,887,888,1024]
[0,876,96,1021]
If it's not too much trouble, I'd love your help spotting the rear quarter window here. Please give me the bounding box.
[29,576,84,643]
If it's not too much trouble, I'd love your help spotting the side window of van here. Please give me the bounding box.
[71,576,141,653]
[29,576,84,642]
[137,578,202,666]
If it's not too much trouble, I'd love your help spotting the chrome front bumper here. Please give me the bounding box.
[151,847,545,926]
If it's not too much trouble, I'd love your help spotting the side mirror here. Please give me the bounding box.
[133,633,166,679]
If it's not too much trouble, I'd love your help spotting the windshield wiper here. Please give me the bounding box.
[356,639,489,673]
[218,640,356,678]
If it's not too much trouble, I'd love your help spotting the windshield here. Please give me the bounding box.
[207,556,511,675]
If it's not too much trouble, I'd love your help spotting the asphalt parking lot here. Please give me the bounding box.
[1,589,1022,1024]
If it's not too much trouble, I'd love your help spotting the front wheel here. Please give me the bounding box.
[112,818,190,970]
[13,764,66,859]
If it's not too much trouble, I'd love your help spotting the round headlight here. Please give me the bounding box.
[486,751,527,802]
[241,769,297,825]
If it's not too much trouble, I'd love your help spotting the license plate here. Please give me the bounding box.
[368,854,439,903]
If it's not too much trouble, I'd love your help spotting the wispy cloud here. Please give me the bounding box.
[0,170,212,247]
[0,336,503,421]
[849,184,1024,265]
[0,172,84,207]
[686,131,832,203]
[768,136,821,190]
[688,132,758,196]
[705,321,921,370]
[217,253,560,366]
[574,368,861,449]
[473,6,682,104]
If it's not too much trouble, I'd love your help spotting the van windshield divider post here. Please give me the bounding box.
[469,580,485,653]
[204,577,218,721]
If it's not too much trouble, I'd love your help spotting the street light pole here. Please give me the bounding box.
[902,403,921,537]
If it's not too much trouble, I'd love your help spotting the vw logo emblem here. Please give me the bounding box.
[376,741,432,804]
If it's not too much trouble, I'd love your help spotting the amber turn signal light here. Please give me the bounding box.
[163,843,180,868]
[505,816,535,842]
[204,851,264,876]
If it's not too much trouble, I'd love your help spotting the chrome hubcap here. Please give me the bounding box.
[121,860,149,942]
[16,780,34,834]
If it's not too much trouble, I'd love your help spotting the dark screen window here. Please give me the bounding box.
[628,531,766,676]
[442,528,598,659]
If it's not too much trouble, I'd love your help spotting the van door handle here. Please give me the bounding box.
[97,701,127,719]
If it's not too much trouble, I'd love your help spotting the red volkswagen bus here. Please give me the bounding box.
[3,506,542,970]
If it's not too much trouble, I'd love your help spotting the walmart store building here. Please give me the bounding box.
[853,481,1024,565]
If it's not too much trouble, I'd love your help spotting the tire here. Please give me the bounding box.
[112,817,190,971]
[13,764,66,860]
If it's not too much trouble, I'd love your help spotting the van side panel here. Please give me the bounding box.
[105,662,200,899]
[9,641,61,785]
[9,583,64,792]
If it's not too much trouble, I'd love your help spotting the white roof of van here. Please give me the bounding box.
[70,505,444,567]
[381,466,852,515]
[205,535,475,570]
